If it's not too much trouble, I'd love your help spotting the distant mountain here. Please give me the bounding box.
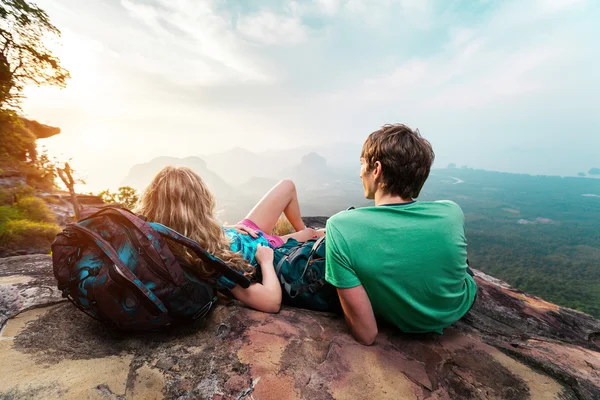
[281,152,340,189]
[202,147,279,186]
[201,143,362,186]
[121,156,241,203]
[238,176,280,199]
[589,168,600,175]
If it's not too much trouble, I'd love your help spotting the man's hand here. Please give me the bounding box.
[337,285,378,345]
[224,224,259,238]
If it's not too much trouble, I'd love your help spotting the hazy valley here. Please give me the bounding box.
[119,147,600,318]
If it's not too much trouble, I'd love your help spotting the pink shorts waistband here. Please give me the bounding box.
[238,218,285,249]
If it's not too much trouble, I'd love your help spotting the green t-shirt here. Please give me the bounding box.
[325,200,477,334]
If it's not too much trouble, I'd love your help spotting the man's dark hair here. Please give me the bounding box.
[361,124,435,199]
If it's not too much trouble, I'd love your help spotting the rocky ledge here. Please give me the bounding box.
[0,254,599,400]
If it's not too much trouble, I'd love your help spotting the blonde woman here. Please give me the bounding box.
[136,166,320,313]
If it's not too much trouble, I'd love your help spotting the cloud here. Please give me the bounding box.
[345,0,434,26]
[315,0,341,15]
[535,0,586,13]
[120,0,273,84]
[321,0,590,112]
[237,10,308,45]
[22,0,600,187]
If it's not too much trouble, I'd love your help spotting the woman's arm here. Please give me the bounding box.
[230,245,282,313]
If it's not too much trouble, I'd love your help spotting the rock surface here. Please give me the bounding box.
[1,254,599,399]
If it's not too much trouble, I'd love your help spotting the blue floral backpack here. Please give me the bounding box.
[52,205,251,331]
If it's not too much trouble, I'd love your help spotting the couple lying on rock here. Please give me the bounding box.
[135,124,477,345]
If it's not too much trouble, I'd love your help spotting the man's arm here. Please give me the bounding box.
[337,285,378,345]
[325,220,377,345]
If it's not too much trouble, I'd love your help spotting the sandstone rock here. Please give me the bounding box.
[21,118,60,140]
[0,255,63,328]
[0,256,599,399]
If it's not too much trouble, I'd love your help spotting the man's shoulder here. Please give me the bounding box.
[433,199,460,207]
[428,200,464,216]
[326,207,372,230]
[418,201,465,228]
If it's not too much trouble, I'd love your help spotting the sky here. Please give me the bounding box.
[21,0,600,192]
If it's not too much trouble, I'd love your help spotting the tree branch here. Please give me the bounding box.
[57,163,81,220]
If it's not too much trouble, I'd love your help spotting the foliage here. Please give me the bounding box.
[0,1,66,255]
[15,195,55,222]
[419,169,600,318]
[98,186,139,210]
[1,143,83,193]
[0,194,59,254]
[0,218,60,251]
[0,109,33,162]
[0,187,12,205]
[28,147,57,187]
[0,184,31,206]
[0,203,21,223]
[272,215,294,236]
[0,0,70,109]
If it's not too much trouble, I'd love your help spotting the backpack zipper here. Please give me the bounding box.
[67,224,166,316]
[113,219,174,284]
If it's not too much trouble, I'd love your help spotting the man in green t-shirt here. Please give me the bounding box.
[325,124,477,345]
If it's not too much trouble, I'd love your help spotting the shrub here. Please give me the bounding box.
[272,215,295,236]
[0,219,60,253]
[98,186,138,210]
[0,183,32,206]
[15,196,56,223]
[0,205,23,225]
[0,188,13,206]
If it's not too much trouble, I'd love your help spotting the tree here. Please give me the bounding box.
[97,189,116,204]
[98,187,139,210]
[0,0,70,109]
[56,162,80,219]
[116,186,139,209]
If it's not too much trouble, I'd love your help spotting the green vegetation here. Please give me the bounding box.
[0,0,69,255]
[15,196,56,222]
[0,219,60,251]
[421,169,600,318]
[0,189,59,254]
[0,0,70,109]
[98,186,139,210]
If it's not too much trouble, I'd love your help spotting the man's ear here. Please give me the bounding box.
[372,161,383,181]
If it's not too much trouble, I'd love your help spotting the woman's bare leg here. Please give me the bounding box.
[244,179,306,233]
[280,227,325,244]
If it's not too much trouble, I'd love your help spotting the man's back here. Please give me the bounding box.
[325,200,477,334]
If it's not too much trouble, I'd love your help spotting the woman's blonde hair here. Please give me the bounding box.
[135,166,254,279]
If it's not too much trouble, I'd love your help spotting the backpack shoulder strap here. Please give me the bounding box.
[308,236,325,258]
[148,222,251,289]
[83,207,186,286]
[275,238,326,299]
[69,224,168,315]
